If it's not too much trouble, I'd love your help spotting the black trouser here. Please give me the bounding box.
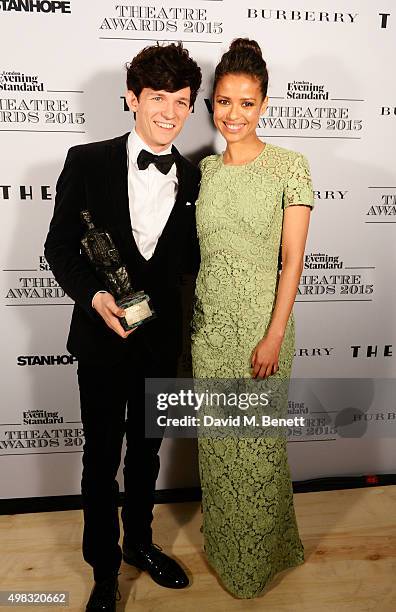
[77,336,176,581]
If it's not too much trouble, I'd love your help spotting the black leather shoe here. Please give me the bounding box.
[122,543,189,589]
[86,575,120,611]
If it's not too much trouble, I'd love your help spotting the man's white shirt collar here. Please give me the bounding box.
[128,129,173,167]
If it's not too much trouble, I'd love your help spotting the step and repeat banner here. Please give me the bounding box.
[0,1,395,498]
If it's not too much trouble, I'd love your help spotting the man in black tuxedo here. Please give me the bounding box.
[44,43,202,611]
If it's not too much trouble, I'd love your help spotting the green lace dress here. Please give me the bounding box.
[191,144,314,598]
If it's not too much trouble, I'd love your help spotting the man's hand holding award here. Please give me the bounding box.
[80,209,155,338]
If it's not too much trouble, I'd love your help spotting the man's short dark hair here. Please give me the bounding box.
[126,42,202,107]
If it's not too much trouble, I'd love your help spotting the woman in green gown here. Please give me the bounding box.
[191,38,314,598]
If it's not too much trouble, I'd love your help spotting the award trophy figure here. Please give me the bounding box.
[80,210,155,331]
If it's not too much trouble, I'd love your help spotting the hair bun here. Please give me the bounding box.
[229,38,262,58]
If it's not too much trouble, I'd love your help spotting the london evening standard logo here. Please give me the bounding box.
[0,411,84,453]
[4,255,72,305]
[0,71,44,92]
[286,400,337,442]
[287,81,329,100]
[0,0,71,13]
[0,68,84,130]
[298,252,374,299]
[258,80,363,136]
[99,5,222,36]
[23,409,63,425]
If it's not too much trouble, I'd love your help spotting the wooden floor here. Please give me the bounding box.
[1,486,395,611]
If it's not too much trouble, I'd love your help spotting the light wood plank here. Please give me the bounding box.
[1,486,395,611]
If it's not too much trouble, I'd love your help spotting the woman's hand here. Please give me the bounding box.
[251,335,282,378]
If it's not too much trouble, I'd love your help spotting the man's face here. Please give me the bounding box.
[126,86,192,152]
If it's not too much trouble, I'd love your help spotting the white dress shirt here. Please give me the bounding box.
[91,130,179,308]
[127,129,178,260]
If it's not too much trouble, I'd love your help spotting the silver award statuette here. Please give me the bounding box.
[80,210,156,331]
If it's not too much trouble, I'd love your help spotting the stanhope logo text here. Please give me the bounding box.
[0,0,71,12]
[17,354,77,366]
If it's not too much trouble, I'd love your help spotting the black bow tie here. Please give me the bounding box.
[137,149,175,175]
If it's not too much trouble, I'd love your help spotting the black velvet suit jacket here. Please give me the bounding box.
[44,133,200,366]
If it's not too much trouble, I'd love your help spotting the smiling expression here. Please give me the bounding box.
[213,73,268,144]
[126,87,192,153]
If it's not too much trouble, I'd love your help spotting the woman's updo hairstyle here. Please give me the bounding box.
[213,38,269,99]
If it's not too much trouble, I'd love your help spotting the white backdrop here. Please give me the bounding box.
[0,0,395,499]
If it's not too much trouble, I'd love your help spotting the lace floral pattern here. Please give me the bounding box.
[191,144,313,598]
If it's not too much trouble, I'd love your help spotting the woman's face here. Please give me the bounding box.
[213,73,268,145]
